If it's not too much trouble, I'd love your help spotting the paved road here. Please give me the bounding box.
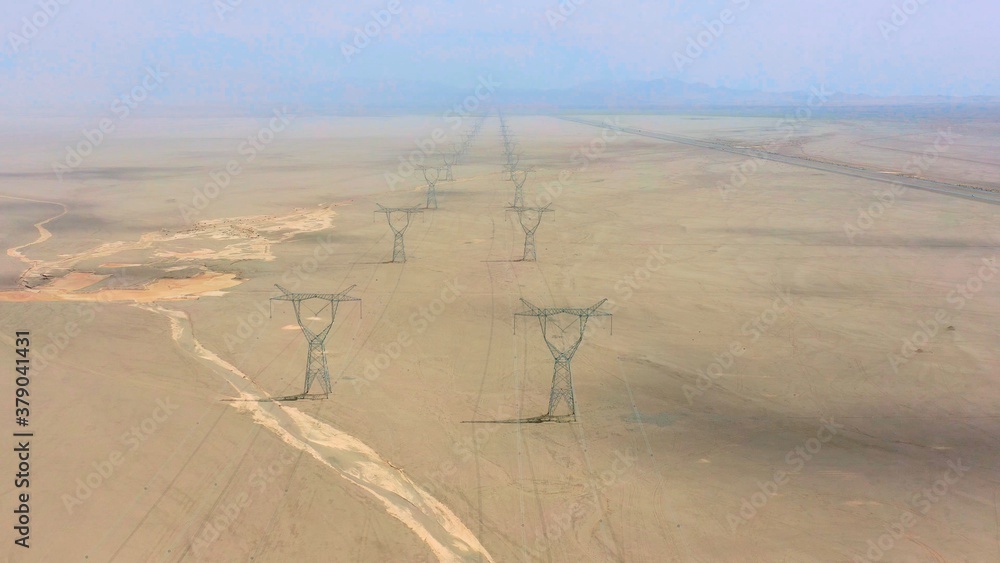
[560,116,1000,206]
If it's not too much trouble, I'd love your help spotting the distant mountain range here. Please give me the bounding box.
[18,77,999,117]
[284,77,1000,115]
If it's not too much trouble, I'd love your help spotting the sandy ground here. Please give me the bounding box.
[1,112,999,561]
[610,113,1000,192]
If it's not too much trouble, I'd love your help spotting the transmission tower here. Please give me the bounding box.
[515,299,612,422]
[503,153,520,181]
[441,154,455,181]
[420,167,440,209]
[270,284,361,398]
[503,139,516,158]
[375,204,423,262]
[510,167,530,207]
[506,204,552,261]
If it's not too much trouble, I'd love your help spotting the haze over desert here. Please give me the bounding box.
[3,1,1000,561]
[2,109,999,561]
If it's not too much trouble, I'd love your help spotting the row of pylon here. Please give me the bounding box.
[374,117,486,262]
[496,112,610,421]
[270,111,610,424]
[499,116,554,262]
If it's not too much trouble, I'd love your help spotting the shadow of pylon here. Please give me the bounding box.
[219,393,330,403]
[460,414,577,424]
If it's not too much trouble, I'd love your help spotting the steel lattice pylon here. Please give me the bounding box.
[420,167,440,209]
[375,204,423,262]
[441,154,455,181]
[510,167,530,207]
[515,298,611,422]
[503,153,519,181]
[506,204,552,261]
[270,284,361,398]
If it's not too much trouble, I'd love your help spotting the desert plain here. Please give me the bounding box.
[1,110,999,562]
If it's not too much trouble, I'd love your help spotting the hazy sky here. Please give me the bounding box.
[1,0,997,109]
